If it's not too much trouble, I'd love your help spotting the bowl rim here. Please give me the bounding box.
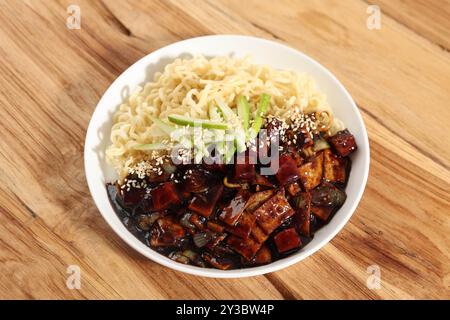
[84,35,370,278]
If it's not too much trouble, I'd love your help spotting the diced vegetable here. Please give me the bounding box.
[234,130,247,153]
[227,234,262,260]
[287,147,304,166]
[310,182,346,208]
[286,182,302,197]
[146,158,176,184]
[237,95,251,138]
[211,243,236,257]
[132,142,168,151]
[214,95,235,120]
[234,152,256,182]
[224,141,236,164]
[323,149,349,184]
[180,213,195,229]
[150,217,186,247]
[182,250,206,267]
[253,173,274,188]
[137,212,162,231]
[208,104,223,121]
[300,130,315,148]
[313,138,330,152]
[215,96,246,152]
[251,245,272,265]
[250,93,271,138]
[202,252,234,270]
[274,228,302,253]
[291,192,311,237]
[189,213,206,230]
[328,129,357,157]
[251,224,269,244]
[275,154,300,185]
[219,189,250,226]
[193,232,213,248]
[150,182,181,211]
[311,206,334,222]
[168,114,229,130]
[298,151,324,190]
[169,251,190,264]
[245,189,275,213]
[285,129,314,148]
[188,184,224,217]
[206,221,225,233]
[120,186,145,207]
[108,111,355,270]
[253,189,295,234]
[205,233,227,251]
[149,115,175,135]
[181,168,213,193]
[163,159,177,172]
[226,211,257,238]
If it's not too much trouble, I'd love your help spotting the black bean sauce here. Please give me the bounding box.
[106,125,357,270]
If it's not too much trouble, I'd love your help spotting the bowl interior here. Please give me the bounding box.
[84,35,369,278]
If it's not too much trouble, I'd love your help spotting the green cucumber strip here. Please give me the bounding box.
[214,95,235,120]
[235,129,247,153]
[237,95,250,137]
[168,114,229,130]
[149,115,175,135]
[133,142,167,151]
[208,104,223,121]
[215,95,248,151]
[250,93,271,138]
[224,143,236,164]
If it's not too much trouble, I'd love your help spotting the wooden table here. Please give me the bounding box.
[0,0,449,300]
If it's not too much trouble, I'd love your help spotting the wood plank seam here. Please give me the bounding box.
[11,192,38,219]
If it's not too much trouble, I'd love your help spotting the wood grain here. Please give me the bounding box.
[0,0,448,299]
[370,0,450,51]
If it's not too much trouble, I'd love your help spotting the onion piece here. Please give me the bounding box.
[168,251,190,264]
[193,232,213,248]
[182,250,206,267]
[180,213,195,229]
[313,138,330,152]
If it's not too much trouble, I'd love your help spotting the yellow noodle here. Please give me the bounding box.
[106,56,345,178]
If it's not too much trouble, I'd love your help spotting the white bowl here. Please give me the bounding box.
[84,35,370,278]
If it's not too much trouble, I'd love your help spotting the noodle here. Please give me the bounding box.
[106,56,345,178]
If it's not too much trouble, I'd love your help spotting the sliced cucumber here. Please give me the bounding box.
[149,115,175,135]
[250,93,271,138]
[224,142,236,164]
[168,114,229,130]
[237,95,250,138]
[215,95,248,152]
[235,129,247,153]
[133,142,168,151]
[214,95,237,121]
